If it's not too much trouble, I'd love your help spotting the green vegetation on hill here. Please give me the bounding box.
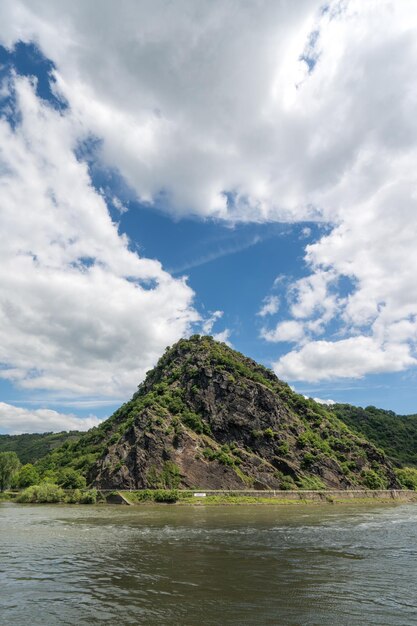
[33,335,400,491]
[0,431,82,464]
[332,404,417,467]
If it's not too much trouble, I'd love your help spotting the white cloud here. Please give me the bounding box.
[0,75,198,397]
[200,310,231,345]
[257,295,280,317]
[261,320,304,343]
[201,310,224,335]
[213,328,232,346]
[274,337,416,382]
[313,397,335,406]
[0,402,101,434]
[0,1,417,383]
[303,395,335,406]
[0,0,321,220]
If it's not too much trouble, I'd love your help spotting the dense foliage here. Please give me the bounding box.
[0,451,21,491]
[0,431,82,464]
[394,467,417,490]
[332,404,417,467]
[17,483,99,504]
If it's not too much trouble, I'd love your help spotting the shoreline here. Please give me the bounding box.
[112,488,417,506]
[2,488,417,506]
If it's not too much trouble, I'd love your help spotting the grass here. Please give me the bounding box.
[121,489,417,506]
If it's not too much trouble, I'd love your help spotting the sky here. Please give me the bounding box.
[1,0,417,434]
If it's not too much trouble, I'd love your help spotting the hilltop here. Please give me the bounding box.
[36,336,400,490]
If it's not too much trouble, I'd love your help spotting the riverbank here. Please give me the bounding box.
[2,488,417,506]
[115,488,417,506]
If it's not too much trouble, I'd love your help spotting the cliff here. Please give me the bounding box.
[56,335,399,490]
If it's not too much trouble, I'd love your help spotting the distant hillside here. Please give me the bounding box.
[333,404,417,467]
[36,335,400,490]
[0,431,82,464]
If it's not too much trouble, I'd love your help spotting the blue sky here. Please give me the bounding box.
[1,1,417,433]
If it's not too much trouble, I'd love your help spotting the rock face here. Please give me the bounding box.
[86,336,400,490]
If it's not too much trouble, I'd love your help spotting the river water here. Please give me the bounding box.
[1,502,417,625]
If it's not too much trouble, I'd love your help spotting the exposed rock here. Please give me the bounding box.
[84,336,400,490]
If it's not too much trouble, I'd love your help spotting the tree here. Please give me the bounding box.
[16,463,40,489]
[56,468,86,489]
[0,452,21,491]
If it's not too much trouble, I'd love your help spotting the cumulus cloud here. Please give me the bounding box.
[257,296,280,317]
[0,0,320,220]
[0,75,197,396]
[261,320,304,343]
[0,402,101,434]
[274,337,416,382]
[0,0,417,383]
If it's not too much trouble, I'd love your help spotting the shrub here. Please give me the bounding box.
[301,452,317,469]
[153,489,178,503]
[16,464,40,488]
[161,461,181,489]
[277,442,290,456]
[361,469,388,490]
[395,467,417,490]
[17,483,65,503]
[297,476,326,490]
[79,489,98,504]
[57,468,87,489]
[181,410,211,435]
[280,476,297,490]
[65,489,83,503]
[203,446,237,466]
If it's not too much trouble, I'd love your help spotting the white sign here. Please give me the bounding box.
[194,492,207,497]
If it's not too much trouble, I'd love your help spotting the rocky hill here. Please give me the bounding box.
[38,336,400,490]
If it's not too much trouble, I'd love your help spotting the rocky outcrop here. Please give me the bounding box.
[86,336,400,490]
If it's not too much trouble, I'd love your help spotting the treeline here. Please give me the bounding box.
[0,450,98,503]
[333,404,417,467]
[0,431,82,464]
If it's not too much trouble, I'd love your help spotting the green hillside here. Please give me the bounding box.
[0,431,82,464]
[332,404,417,467]
[34,336,400,490]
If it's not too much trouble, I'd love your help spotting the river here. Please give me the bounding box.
[1,502,416,625]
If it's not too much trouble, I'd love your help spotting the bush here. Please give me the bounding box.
[17,483,65,503]
[280,477,297,490]
[203,446,237,466]
[16,464,40,488]
[277,442,290,456]
[181,410,211,435]
[361,469,388,490]
[79,489,98,504]
[57,468,87,489]
[65,489,83,503]
[153,489,179,503]
[297,476,326,490]
[301,452,317,469]
[395,467,417,490]
[146,462,181,489]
